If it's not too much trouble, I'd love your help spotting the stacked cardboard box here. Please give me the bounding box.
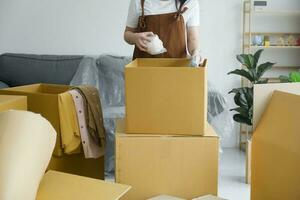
[115,58,219,200]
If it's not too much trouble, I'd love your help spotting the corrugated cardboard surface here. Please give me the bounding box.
[36,171,130,200]
[115,121,219,200]
[0,84,104,180]
[0,95,27,111]
[251,91,300,200]
[48,154,104,180]
[0,84,70,156]
[125,58,207,135]
[253,83,300,128]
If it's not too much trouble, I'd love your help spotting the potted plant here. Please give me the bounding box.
[228,49,275,126]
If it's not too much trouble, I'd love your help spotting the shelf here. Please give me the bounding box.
[273,66,300,70]
[244,45,300,49]
[245,32,300,36]
[245,10,300,16]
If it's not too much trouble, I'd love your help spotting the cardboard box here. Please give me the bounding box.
[251,91,300,200]
[0,84,104,179]
[125,58,207,135]
[246,140,252,184]
[253,83,300,128]
[48,153,104,180]
[147,195,225,200]
[115,120,219,200]
[0,95,27,111]
[36,171,130,200]
[0,84,70,155]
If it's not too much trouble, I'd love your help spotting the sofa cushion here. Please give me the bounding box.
[0,53,83,86]
[0,81,9,89]
[96,55,131,107]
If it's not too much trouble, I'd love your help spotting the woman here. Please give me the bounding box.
[124,0,202,66]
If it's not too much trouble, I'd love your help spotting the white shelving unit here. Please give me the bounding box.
[241,0,300,150]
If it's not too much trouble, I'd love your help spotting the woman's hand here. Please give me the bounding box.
[124,27,154,52]
[133,32,155,52]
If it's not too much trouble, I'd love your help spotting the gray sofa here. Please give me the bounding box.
[0,53,131,177]
[0,53,84,87]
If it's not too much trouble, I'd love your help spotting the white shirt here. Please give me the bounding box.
[126,0,200,28]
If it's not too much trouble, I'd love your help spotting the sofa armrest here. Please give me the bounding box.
[36,171,130,200]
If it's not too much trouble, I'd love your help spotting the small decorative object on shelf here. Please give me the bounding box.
[264,36,270,47]
[297,38,300,46]
[253,1,267,11]
[253,35,264,46]
[286,35,297,46]
[276,36,285,46]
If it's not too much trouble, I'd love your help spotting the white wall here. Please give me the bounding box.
[1,0,297,147]
[0,0,243,147]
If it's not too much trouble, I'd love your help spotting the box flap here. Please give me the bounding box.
[253,83,300,128]
[36,171,131,200]
[0,95,26,104]
[1,84,70,95]
[147,195,186,200]
[252,91,300,199]
[116,118,218,138]
[126,58,207,68]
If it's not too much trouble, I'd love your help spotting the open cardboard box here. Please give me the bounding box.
[0,84,104,179]
[253,82,300,129]
[252,91,300,200]
[0,95,27,111]
[115,119,219,200]
[125,58,207,135]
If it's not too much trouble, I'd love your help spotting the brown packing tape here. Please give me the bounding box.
[252,91,300,200]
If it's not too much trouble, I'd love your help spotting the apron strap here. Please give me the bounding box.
[141,0,145,17]
[175,2,188,20]
[139,0,146,29]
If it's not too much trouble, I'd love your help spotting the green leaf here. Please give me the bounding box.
[257,79,269,84]
[228,69,255,82]
[230,107,249,117]
[257,62,275,79]
[233,114,252,126]
[279,75,290,83]
[289,72,300,82]
[254,49,264,67]
[236,54,255,69]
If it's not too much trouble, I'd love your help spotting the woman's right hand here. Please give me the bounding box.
[133,32,155,52]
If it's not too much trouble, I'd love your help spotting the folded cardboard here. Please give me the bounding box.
[0,95,27,111]
[36,171,131,200]
[115,119,219,200]
[125,58,207,135]
[252,91,300,200]
[193,195,226,200]
[253,83,300,128]
[147,195,225,200]
[0,84,104,179]
[147,195,185,200]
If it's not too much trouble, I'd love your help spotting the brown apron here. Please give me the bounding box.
[133,0,188,60]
